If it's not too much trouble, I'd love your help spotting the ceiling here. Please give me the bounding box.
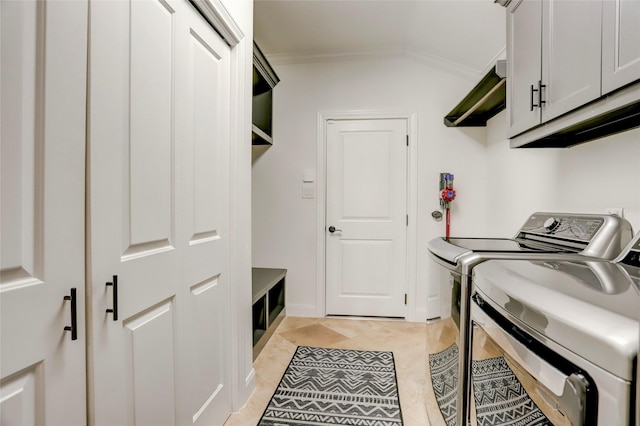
[254,0,507,78]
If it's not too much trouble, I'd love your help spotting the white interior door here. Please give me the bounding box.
[325,119,408,318]
[0,0,87,424]
[88,0,232,424]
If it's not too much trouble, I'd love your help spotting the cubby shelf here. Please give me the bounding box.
[252,43,279,146]
[252,268,286,360]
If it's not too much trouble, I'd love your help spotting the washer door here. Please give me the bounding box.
[471,293,600,426]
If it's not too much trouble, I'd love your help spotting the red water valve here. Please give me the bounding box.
[441,188,456,202]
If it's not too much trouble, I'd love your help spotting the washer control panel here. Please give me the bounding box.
[521,213,603,242]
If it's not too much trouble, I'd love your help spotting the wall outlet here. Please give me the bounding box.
[606,207,625,217]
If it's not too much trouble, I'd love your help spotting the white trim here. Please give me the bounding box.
[287,303,322,318]
[267,46,406,65]
[266,44,505,84]
[190,0,244,46]
[316,111,419,321]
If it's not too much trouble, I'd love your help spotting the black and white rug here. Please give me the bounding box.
[472,356,551,426]
[428,343,459,426]
[258,346,403,426]
[428,344,551,426]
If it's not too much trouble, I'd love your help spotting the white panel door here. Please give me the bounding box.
[175,4,232,425]
[326,119,407,318]
[88,0,232,424]
[1,1,87,425]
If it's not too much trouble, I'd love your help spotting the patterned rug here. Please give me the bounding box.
[428,344,551,426]
[258,346,403,426]
[428,343,459,426]
[472,356,551,426]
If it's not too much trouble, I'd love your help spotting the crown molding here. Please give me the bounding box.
[190,0,243,46]
[265,46,407,66]
[478,45,507,76]
[264,44,506,83]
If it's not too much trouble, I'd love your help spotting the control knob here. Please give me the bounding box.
[543,217,560,233]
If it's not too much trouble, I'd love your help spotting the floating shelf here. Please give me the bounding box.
[444,60,506,127]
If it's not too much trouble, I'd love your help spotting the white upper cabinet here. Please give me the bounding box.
[602,0,640,95]
[507,0,603,138]
[541,0,602,122]
[506,0,543,137]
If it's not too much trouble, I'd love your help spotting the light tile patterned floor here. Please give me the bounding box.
[224,316,431,426]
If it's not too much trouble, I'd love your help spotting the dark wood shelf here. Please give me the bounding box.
[252,43,279,146]
[444,60,506,127]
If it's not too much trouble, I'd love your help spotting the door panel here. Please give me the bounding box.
[129,0,174,248]
[342,132,391,218]
[123,300,177,426]
[341,240,392,295]
[326,119,407,318]
[127,0,175,254]
[602,0,640,94]
[1,0,87,424]
[89,1,232,424]
[507,0,542,138]
[177,5,232,424]
[88,1,181,421]
[541,0,602,122]
[0,364,42,425]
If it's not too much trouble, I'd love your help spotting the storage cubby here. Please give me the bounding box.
[252,268,286,359]
[252,42,279,146]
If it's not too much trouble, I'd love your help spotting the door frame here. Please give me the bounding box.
[315,111,418,321]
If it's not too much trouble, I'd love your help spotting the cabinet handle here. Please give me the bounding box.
[538,80,546,108]
[106,275,118,321]
[530,84,539,111]
[63,288,78,341]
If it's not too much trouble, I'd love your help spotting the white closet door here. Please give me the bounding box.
[0,1,87,424]
[88,0,232,424]
[175,3,233,425]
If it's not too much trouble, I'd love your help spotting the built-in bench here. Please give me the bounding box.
[252,268,286,360]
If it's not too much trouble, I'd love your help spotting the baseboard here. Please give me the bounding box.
[285,303,319,318]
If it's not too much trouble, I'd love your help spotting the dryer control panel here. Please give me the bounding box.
[520,213,603,242]
[515,212,633,260]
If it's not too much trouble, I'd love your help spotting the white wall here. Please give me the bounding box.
[252,55,640,323]
[485,111,640,237]
[252,56,492,321]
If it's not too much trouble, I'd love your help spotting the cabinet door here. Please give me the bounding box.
[88,0,232,424]
[541,0,602,122]
[602,0,640,94]
[1,1,87,424]
[507,0,543,138]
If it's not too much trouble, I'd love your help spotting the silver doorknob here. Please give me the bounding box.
[328,226,342,233]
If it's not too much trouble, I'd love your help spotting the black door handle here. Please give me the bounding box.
[64,288,78,341]
[106,275,118,321]
[328,226,342,233]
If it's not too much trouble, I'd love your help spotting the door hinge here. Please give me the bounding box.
[404,294,407,305]
[406,135,409,146]
[406,214,408,226]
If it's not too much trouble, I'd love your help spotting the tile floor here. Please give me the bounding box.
[224,316,431,426]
